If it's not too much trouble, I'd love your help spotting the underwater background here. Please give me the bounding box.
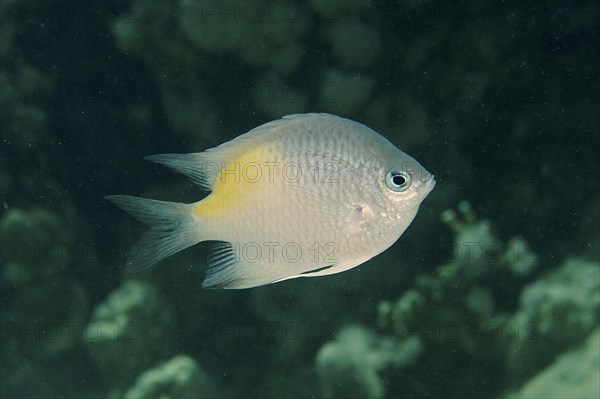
[1,0,598,398]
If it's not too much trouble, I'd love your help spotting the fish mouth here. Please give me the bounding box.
[419,174,436,196]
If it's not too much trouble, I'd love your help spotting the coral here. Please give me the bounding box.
[1,208,71,286]
[84,280,175,388]
[0,208,90,339]
[506,328,600,399]
[178,0,309,75]
[505,257,600,384]
[315,203,543,397]
[316,325,421,399]
[0,207,91,397]
[315,202,599,398]
[111,0,220,141]
[0,11,52,153]
[123,355,217,399]
[377,202,538,341]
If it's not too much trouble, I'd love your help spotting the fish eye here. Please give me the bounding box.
[385,170,411,192]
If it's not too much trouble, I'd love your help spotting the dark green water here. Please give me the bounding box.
[1,1,598,398]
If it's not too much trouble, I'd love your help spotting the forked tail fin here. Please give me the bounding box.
[106,195,200,272]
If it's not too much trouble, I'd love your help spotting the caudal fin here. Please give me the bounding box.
[105,195,200,272]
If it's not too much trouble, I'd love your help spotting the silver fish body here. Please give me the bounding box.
[107,113,435,288]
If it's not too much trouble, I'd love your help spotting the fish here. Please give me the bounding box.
[106,113,435,289]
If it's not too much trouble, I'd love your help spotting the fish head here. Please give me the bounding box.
[378,150,436,217]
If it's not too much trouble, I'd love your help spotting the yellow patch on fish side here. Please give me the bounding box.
[192,143,277,220]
